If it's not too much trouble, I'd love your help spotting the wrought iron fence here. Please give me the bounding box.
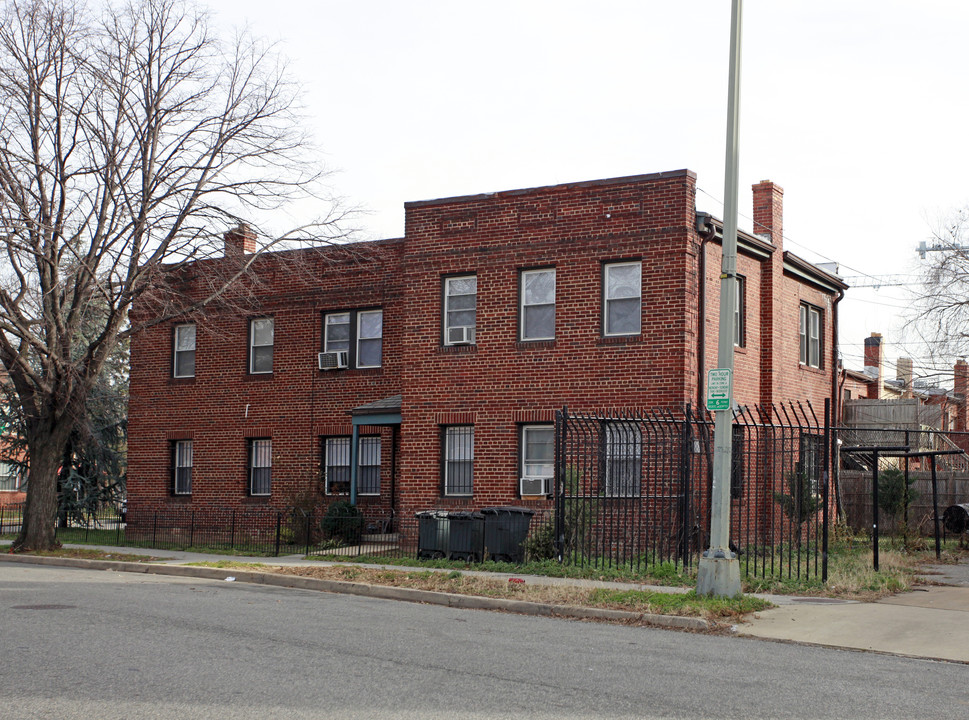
[554,402,831,582]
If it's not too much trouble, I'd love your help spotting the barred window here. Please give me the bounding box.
[249,439,272,496]
[604,422,642,497]
[173,440,193,495]
[358,437,381,495]
[443,426,474,496]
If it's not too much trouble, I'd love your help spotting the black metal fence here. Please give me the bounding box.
[554,402,831,581]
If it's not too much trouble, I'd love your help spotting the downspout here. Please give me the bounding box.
[695,212,718,411]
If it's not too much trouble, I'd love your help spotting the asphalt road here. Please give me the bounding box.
[2,563,967,720]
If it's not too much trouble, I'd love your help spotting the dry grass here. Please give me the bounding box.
[198,562,771,620]
[14,547,163,563]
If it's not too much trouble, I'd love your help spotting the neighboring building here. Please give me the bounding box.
[0,371,26,506]
[127,169,846,522]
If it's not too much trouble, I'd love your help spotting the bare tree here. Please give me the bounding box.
[0,0,351,550]
[911,208,969,360]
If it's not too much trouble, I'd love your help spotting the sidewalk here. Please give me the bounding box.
[4,542,968,663]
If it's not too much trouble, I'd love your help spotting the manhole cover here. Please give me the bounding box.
[10,604,76,610]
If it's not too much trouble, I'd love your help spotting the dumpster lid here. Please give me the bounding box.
[480,506,536,516]
[447,510,484,519]
[415,509,451,518]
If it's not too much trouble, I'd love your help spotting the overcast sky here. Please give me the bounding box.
[207,0,968,386]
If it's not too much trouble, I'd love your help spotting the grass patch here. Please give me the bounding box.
[12,547,162,562]
[191,561,766,621]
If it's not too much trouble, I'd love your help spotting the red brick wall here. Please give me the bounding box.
[127,170,842,518]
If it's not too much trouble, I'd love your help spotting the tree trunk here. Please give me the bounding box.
[14,429,72,552]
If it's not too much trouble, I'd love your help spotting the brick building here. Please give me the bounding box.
[127,169,846,522]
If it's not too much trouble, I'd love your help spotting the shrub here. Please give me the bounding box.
[321,501,365,545]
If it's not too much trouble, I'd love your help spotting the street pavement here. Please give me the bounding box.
[3,542,968,664]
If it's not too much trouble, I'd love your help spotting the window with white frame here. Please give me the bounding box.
[249,318,274,374]
[324,313,350,353]
[443,275,477,345]
[356,311,383,368]
[799,303,821,368]
[249,439,272,496]
[173,324,196,378]
[604,422,641,497]
[520,425,554,496]
[0,462,21,492]
[324,437,351,495]
[357,436,381,495]
[323,310,382,369]
[734,276,746,348]
[443,426,474,496]
[799,433,824,495]
[603,262,641,336]
[324,436,381,495]
[172,440,193,495]
[520,269,555,341]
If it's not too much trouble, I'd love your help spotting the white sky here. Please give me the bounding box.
[207,0,969,387]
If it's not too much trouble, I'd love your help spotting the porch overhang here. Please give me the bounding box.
[348,395,402,505]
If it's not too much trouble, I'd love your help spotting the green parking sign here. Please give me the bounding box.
[706,368,732,411]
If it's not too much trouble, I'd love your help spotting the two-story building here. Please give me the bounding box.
[127,169,846,523]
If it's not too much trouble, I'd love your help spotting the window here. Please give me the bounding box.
[358,437,381,495]
[172,440,193,495]
[443,426,474,496]
[520,269,555,341]
[604,422,641,497]
[731,426,744,499]
[323,309,383,368]
[603,262,641,336]
[324,313,350,353]
[324,436,381,495]
[444,275,477,345]
[356,311,383,368]
[799,304,821,368]
[324,437,350,495]
[0,462,21,492]
[734,276,746,348]
[249,318,274,374]
[520,425,554,496]
[799,433,824,494]
[249,439,272,496]
[173,324,196,378]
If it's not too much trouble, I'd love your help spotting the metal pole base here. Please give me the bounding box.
[696,554,742,598]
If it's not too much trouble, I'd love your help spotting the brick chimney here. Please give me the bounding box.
[752,180,784,249]
[955,359,969,432]
[864,333,883,399]
[224,223,256,257]
[896,357,913,399]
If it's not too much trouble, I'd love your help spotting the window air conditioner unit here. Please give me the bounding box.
[447,326,475,345]
[318,351,349,370]
[520,476,548,496]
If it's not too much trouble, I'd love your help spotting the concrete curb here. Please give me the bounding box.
[0,553,711,631]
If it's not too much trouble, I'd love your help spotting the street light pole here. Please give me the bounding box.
[696,0,743,598]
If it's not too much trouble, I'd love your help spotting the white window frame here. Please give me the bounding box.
[443,275,477,346]
[0,462,21,492]
[356,310,383,369]
[520,269,556,341]
[604,422,642,498]
[734,275,745,348]
[173,440,193,495]
[357,436,381,496]
[520,425,554,496]
[799,304,821,368]
[443,426,474,496]
[324,437,351,495]
[324,313,351,354]
[249,318,274,374]
[249,439,272,496]
[173,324,196,378]
[603,261,642,337]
